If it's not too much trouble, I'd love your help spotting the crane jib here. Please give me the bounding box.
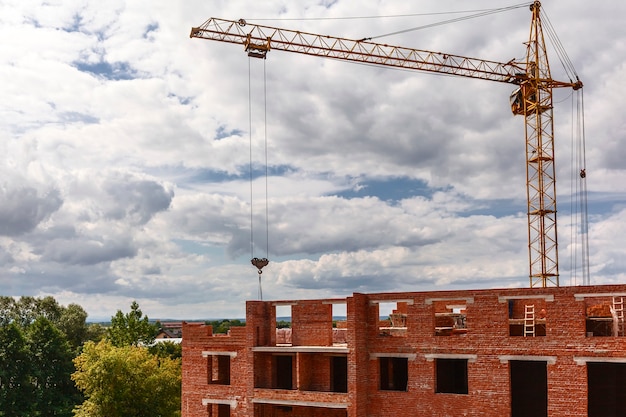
[191,5,584,288]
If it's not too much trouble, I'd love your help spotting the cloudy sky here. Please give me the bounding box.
[1,0,624,320]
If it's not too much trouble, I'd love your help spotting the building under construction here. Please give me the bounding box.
[182,284,626,417]
[181,3,612,416]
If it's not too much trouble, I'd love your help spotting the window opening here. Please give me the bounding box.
[217,404,230,417]
[510,360,547,417]
[588,362,626,417]
[507,299,546,336]
[433,300,468,336]
[207,403,231,417]
[208,355,231,385]
[585,296,625,337]
[275,304,292,345]
[435,358,468,394]
[378,301,408,337]
[332,302,348,345]
[379,357,408,391]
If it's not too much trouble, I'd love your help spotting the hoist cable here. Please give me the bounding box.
[248,58,254,262]
[263,59,270,263]
[248,58,271,300]
[568,87,590,286]
[569,92,577,285]
[578,89,590,285]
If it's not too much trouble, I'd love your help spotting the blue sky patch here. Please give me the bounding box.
[143,23,159,39]
[62,13,82,32]
[333,177,434,202]
[59,112,99,124]
[74,61,137,80]
[216,125,244,140]
[186,164,296,184]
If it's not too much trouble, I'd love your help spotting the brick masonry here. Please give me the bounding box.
[182,284,626,417]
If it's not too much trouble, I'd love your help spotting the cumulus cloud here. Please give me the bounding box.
[0,186,62,236]
[0,0,624,320]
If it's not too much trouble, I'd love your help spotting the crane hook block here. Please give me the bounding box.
[251,257,269,274]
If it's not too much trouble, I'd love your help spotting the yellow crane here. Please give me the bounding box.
[190,1,583,288]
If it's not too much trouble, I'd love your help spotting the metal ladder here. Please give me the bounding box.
[613,297,625,336]
[524,305,535,337]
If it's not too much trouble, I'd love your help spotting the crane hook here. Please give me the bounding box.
[251,257,269,274]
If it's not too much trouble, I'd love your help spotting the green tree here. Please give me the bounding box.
[12,296,62,328]
[0,296,16,326]
[56,303,89,353]
[27,317,80,417]
[108,301,158,347]
[72,340,181,417]
[0,323,33,416]
[206,318,245,334]
[0,296,91,352]
[0,296,92,415]
[149,340,182,360]
[85,322,107,343]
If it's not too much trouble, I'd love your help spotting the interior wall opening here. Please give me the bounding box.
[274,355,294,390]
[331,355,348,393]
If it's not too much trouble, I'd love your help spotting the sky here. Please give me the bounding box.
[1,0,625,321]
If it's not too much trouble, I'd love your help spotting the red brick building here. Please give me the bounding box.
[182,284,626,417]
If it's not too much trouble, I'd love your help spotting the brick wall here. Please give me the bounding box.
[183,285,626,417]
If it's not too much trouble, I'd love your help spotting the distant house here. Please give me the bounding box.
[157,321,183,339]
[156,328,180,339]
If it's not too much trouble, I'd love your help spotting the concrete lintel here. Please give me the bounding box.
[573,356,626,366]
[202,351,237,358]
[425,297,474,305]
[272,301,298,306]
[322,300,347,305]
[252,398,348,409]
[202,398,237,409]
[574,292,626,301]
[497,294,554,303]
[498,355,557,365]
[369,298,414,306]
[424,353,477,363]
[252,346,349,354]
[369,352,417,361]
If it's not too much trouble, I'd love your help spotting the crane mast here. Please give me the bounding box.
[191,1,582,288]
[520,1,560,287]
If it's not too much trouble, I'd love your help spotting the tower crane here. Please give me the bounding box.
[190,1,583,288]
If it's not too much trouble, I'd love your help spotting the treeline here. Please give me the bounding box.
[206,318,245,333]
[0,296,97,416]
[0,297,181,417]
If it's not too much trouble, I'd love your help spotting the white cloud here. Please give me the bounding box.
[0,0,624,320]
